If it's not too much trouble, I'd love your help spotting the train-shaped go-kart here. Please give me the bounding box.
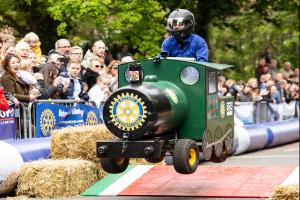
[96,57,234,174]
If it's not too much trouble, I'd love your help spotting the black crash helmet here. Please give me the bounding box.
[167,9,195,39]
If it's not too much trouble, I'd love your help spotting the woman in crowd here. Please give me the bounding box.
[106,60,120,92]
[82,56,105,91]
[0,53,39,102]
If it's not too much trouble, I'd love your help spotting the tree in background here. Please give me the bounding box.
[0,0,298,79]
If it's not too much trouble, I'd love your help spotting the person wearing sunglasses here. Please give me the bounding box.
[160,9,208,62]
[105,60,121,92]
[82,56,105,91]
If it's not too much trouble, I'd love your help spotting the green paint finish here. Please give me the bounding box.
[207,96,234,138]
[81,165,134,196]
[145,81,189,129]
[118,59,206,141]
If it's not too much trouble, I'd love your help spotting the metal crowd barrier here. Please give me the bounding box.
[7,100,98,139]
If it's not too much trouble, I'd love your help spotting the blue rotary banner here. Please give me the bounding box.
[0,107,16,139]
[35,103,100,137]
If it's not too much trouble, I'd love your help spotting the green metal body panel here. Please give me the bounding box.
[144,81,189,130]
[207,96,234,140]
[118,59,206,141]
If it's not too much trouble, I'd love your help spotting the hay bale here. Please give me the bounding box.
[17,159,98,198]
[51,124,115,163]
[271,184,299,200]
[0,172,19,195]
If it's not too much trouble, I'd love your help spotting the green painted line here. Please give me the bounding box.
[81,165,134,196]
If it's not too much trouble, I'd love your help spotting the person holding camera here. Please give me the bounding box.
[161,9,208,62]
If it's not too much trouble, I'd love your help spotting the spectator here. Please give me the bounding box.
[279,61,294,80]
[218,75,227,96]
[260,47,272,64]
[60,61,88,101]
[255,57,269,84]
[270,85,281,104]
[269,58,279,79]
[24,32,42,63]
[69,46,85,77]
[237,85,252,102]
[50,39,71,73]
[81,40,106,69]
[106,60,120,92]
[82,56,105,91]
[37,53,62,87]
[104,49,114,66]
[0,54,38,102]
[0,85,9,111]
[88,74,111,108]
[15,41,31,61]
[121,55,134,63]
[288,67,299,84]
[0,42,15,63]
[117,45,133,61]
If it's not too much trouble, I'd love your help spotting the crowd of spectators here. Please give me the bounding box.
[219,48,299,104]
[0,33,299,113]
[0,32,134,111]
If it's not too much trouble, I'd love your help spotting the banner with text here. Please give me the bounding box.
[0,107,16,140]
[35,103,100,137]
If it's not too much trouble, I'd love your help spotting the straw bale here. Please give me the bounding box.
[271,184,299,200]
[0,172,19,195]
[51,124,115,163]
[5,196,29,200]
[17,159,98,198]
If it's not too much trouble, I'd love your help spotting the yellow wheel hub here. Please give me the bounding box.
[188,148,197,166]
[115,158,125,165]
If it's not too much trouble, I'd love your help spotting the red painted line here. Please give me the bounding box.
[119,165,295,198]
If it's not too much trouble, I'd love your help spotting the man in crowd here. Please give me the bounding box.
[280,61,294,80]
[49,38,71,73]
[82,40,106,69]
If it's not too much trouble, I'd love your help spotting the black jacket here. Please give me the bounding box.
[82,68,99,90]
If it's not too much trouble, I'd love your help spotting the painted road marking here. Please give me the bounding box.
[100,165,153,196]
[281,166,299,186]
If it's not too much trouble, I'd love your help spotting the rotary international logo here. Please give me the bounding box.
[40,109,56,136]
[109,92,147,131]
[86,111,98,125]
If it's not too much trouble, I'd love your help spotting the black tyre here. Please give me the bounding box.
[173,139,199,174]
[145,153,165,163]
[100,158,129,174]
[202,130,213,160]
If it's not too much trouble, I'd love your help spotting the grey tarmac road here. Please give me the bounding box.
[44,142,299,200]
[2,141,299,200]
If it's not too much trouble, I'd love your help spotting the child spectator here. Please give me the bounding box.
[218,75,227,96]
[88,74,111,108]
[270,86,281,104]
[60,61,88,101]
[24,32,42,63]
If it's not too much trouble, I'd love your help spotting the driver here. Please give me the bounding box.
[161,9,208,62]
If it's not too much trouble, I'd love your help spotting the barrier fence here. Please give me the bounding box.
[0,100,299,140]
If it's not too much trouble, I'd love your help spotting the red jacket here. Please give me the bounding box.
[0,87,9,111]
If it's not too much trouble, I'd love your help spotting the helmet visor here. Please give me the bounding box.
[167,17,185,30]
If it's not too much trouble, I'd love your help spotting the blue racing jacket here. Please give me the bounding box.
[161,34,208,62]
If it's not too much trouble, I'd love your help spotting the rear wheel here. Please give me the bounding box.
[173,139,199,174]
[100,158,129,174]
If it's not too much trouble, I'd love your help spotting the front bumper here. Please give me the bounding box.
[97,139,164,159]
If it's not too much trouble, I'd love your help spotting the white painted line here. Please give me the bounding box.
[232,155,299,158]
[281,166,299,186]
[100,165,154,196]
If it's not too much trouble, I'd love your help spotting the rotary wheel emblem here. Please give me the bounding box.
[86,111,98,125]
[40,109,56,136]
[109,92,147,131]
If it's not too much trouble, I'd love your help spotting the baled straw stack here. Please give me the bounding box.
[51,124,115,163]
[17,159,98,198]
[271,184,299,200]
[0,172,19,195]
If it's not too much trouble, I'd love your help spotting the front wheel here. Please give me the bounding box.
[173,139,199,174]
[100,158,129,174]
